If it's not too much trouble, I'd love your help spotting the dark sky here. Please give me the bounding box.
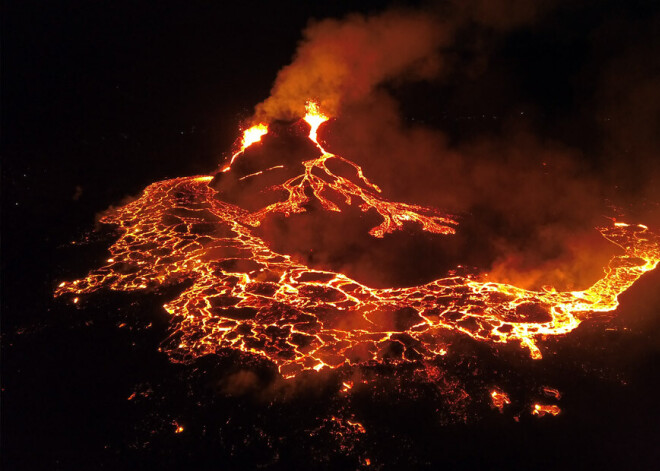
[2,1,399,299]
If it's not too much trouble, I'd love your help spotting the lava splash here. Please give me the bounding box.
[56,103,660,378]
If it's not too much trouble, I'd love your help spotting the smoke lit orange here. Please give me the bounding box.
[55,102,660,379]
[223,123,269,172]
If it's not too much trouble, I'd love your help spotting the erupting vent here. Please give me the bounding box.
[56,102,660,379]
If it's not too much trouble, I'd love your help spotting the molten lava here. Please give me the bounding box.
[222,123,269,172]
[55,102,660,379]
[490,389,511,413]
[532,404,561,417]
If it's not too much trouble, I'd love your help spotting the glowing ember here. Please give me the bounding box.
[541,386,562,400]
[173,421,185,433]
[240,123,269,151]
[532,404,561,417]
[329,416,366,435]
[55,103,660,379]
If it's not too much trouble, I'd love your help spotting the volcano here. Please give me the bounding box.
[54,102,660,380]
[210,112,470,287]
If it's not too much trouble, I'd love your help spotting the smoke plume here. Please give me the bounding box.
[231,1,660,290]
[253,9,450,121]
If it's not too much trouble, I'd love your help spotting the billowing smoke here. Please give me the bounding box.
[223,1,660,291]
[323,95,609,290]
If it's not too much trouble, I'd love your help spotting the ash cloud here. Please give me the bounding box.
[232,1,660,290]
[325,95,610,289]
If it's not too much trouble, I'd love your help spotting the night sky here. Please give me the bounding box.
[3,1,660,469]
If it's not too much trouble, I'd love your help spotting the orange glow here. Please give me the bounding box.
[222,123,269,172]
[532,404,561,417]
[303,101,329,148]
[240,123,268,151]
[541,386,561,400]
[346,419,366,434]
[55,102,660,381]
[490,389,511,412]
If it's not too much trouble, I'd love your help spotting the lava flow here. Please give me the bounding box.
[56,102,660,378]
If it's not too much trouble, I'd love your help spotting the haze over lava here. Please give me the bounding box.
[56,2,660,385]
[55,100,660,379]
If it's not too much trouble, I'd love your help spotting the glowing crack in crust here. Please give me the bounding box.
[55,103,660,378]
[490,389,511,412]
